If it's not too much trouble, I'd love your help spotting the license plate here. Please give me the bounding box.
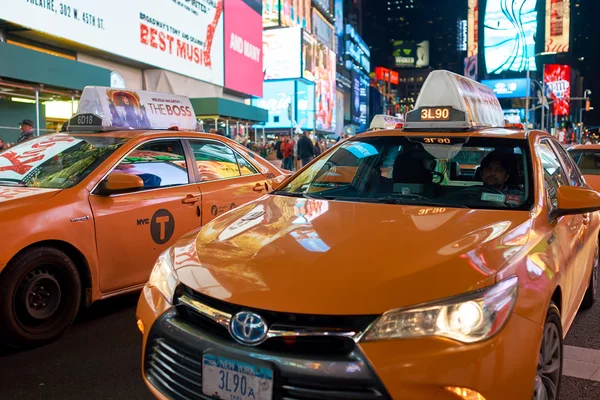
[202,354,274,400]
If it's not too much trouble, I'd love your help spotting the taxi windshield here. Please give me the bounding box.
[0,134,128,189]
[568,149,600,175]
[275,135,533,210]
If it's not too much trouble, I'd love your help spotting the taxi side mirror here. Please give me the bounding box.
[98,171,144,195]
[555,186,600,217]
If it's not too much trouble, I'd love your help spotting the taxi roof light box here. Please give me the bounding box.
[66,87,198,132]
[402,70,507,131]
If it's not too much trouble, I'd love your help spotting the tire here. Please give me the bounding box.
[532,302,563,400]
[581,241,598,310]
[0,247,81,349]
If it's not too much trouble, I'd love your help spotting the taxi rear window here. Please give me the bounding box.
[275,136,533,211]
[568,150,600,175]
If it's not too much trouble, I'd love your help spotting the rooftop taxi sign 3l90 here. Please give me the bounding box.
[404,70,505,130]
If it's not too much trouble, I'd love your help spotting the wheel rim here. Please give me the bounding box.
[533,322,561,400]
[14,266,64,329]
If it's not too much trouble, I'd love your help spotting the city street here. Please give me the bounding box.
[1,293,599,400]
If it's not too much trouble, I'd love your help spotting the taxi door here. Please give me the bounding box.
[89,139,202,293]
[538,139,585,323]
[185,139,268,224]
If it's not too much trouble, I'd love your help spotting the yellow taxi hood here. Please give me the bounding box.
[0,187,61,212]
[173,196,532,315]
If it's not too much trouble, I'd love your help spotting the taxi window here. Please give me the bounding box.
[552,142,584,186]
[114,140,189,190]
[568,150,600,176]
[234,151,259,176]
[0,135,127,189]
[188,140,241,181]
[538,140,569,210]
[274,135,533,211]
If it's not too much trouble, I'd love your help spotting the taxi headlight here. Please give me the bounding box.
[361,276,518,343]
[147,248,179,304]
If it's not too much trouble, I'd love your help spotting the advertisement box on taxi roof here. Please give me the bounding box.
[224,0,263,97]
[0,0,224,86]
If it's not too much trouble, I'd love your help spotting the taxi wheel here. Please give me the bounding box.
[581,242,598,310]
[0,247,81,349]
[532,303,563,400]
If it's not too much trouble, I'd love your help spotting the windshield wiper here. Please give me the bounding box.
[271,190,332,200]
[374,195,470,208]
[0,179,26,187]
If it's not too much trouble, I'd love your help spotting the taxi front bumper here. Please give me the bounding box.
[137,285,543,400]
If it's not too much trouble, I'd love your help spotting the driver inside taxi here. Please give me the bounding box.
[481,151,512,191]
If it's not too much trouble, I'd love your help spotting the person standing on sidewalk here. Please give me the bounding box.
[17,119,36,143]
[281,135,294,171]
[298,131,315,167]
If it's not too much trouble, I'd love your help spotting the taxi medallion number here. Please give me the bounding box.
[420,107,451,121]
[202,354,274,400]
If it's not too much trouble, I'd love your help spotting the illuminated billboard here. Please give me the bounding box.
[296,81,315,130]
[392,40,429,68]
[545,0,570,53]
[544,64,571,116]
[262,0,311,30]
[302,30,318,82]
[484,0,538,74]
[481,78,531,98]
[465,0,478,79]
[314,43,337,132]
[252,80,295,128]
[224,0,263,97]
[0,0,224,86]
[263,27,302,80]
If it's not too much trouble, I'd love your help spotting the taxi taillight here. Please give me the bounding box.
[395,123,404,129]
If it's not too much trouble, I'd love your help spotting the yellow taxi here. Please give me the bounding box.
[0,87,287,349]
[568,144,600,191]
[136,71,600,400]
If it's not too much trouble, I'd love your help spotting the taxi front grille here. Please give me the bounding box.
[145,336,390,400]
[176,285,377,357]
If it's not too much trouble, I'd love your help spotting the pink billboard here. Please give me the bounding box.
[224,0,263,97]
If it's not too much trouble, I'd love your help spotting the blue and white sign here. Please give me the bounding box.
[481,78,531,99]
[252,81,295,128]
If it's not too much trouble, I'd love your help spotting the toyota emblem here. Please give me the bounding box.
[229,311,269,346]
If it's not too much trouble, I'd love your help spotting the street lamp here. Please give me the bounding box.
[580,89,592,131]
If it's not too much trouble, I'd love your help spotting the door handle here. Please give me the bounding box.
[253,183,266,192]
[182,194,200,204]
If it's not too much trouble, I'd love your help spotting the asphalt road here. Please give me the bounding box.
[1,293,599,400]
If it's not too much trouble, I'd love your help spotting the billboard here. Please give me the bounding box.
[392,40,429,68]
[296,81,315,130]
[313,8,334,49]
[0,0,225,86]
[390,71,399,85]
[302,30,318,82]
[545,0,570,53]
[263,27,302,80]
[544,64,571,116]
[262,0,311,30]
[334,0,344,56]
[314,43,337,132]
[352,70,360,125]
[252,80,295,128]
[481,78,531,98]
[465,0,478,79]
[484,0,538,74]
[224,0,263,96]
[359,74,369,130]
